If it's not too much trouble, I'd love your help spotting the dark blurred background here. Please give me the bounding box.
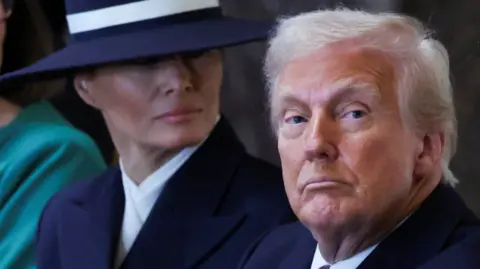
[20,0,480,215]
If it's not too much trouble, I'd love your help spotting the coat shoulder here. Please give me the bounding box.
[421,193,480,268]
[44,168,118,210]
[422,224,480,268]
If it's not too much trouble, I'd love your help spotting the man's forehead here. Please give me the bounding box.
[276,79,380,107]
[277,45,396,97]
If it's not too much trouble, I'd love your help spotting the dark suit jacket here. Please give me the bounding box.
[36,118,296,269]
[240,184,480,269]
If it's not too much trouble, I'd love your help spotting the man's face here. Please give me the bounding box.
[274,45,423,233]
[78,50,223,150]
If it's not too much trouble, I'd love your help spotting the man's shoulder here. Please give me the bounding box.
[422,186,480,267]
[445,215,480,246]
[421,225,480,268]
[360,185,480,269]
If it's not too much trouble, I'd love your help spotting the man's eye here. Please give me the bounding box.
[285,115,307,124]
[345,110,367,119]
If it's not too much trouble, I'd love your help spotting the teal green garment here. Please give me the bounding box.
[0,101,107,269]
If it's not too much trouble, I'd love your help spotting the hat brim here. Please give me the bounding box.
[0,17,272,86]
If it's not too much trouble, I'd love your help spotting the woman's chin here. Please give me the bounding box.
[142,119,216,149]
[150,131,209,150]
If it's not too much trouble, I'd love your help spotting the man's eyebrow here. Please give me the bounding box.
[325,79,381,106]
[277,93,307,108]
[272,78,380,117]
[279,78,379,102]
[271,91,310,121]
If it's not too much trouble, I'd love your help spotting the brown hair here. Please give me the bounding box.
[1,0,63,106]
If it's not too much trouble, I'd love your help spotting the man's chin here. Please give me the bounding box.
[298,202,350,231]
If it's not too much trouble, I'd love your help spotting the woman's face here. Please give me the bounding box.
[0,0,12,65]
[75,50,223,150]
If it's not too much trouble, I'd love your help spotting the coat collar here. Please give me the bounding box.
[67,118,249,269]
[358,184,471,269]
[154,117,245,217]
[278,184,474,269]
[63,168,124,269]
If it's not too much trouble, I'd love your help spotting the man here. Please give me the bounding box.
[240,8,480,269]
[0,0,295,268]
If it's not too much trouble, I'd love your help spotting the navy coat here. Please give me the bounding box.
[36,119,295,269]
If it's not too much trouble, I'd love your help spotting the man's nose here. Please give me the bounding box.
[303,111,339,162]
[154,57,193,95]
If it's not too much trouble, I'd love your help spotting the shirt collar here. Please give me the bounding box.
[310,215,411,269]
[310,243,377,269]
[120,144,198,198]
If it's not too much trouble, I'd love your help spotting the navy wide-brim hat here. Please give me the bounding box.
[0,0,272,86]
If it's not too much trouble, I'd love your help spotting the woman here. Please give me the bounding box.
[0,0,296,268]
[0,1,107,268]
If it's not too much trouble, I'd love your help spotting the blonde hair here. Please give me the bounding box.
[265,8,458,185]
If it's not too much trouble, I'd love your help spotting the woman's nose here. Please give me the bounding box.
[154,58,194,95]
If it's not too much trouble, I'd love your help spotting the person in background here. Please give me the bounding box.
[240,8,480,269]
[0,0,295,268]
[0,0,107,268]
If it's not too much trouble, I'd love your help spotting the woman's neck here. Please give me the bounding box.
[105,119,180,185]
[120,145,179,185]
[0,98,20,127]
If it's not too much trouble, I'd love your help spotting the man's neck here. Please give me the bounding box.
[314,177,440,264]
[314,216,398,264]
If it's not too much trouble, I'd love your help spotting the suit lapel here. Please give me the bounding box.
[64,168,125,269]
[358,185,467,269]
[121,118,249,269]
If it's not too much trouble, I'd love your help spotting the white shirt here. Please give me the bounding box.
[310,244,377,269]
[114,146,199,267]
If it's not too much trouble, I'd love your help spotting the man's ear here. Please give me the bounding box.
[414,132,445,180]
[73,74,98,109]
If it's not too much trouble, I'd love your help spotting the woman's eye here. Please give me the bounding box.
[285,115,307,124]
[125,61,158,72]
[183,50,209,59]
